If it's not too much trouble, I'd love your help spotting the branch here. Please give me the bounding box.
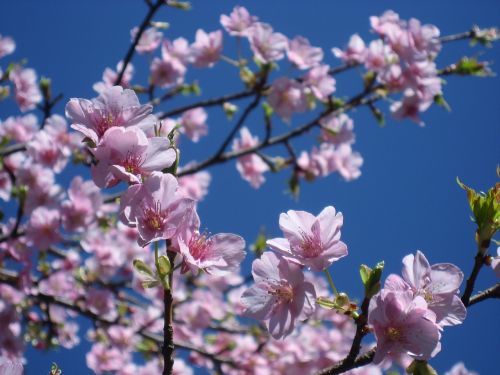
[461,246,489,305]
[177,86,381,177]
[163,242,176,375]
[467,283,500,306]
[158,88,255,119]
[114,0,164,85]
[317,348,376,375]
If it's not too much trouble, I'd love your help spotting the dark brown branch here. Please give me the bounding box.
[461,247,489,305]
[177,86,381,177]
[114,0,164,85]
[317,348,376,375]
[163,243,176,375]
[467,282,500,307]
[158,88,255,119]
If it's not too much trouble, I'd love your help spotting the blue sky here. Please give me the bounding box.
[2,0,499,374]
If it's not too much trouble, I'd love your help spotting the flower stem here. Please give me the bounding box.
[324,268,339,297]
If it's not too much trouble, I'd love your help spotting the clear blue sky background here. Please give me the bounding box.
[1,0,499,374]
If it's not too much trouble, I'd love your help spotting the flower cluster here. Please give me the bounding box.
[241,206,347,338]
[333,10,442,125]
[368,250,466,364]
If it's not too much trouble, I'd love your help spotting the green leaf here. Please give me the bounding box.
[359,264,372,285]
[406,360,437,375]
[365,261,384,298]
[454,57,492,77]
[369,103,385,126]
[240,66,256,87]
[363,71,377,90]
[288,172,300,199]
[457,174,500,248]
[251,231,267,257]
[316,297,336,309]
[158,255,172,277]
[141,280,160,289]
[223,102,238,120]
[133,259,154,278]
[434,94,451,112]
[166,1,191,10]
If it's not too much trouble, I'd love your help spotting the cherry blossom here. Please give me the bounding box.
[0,34,15,58]
[9,67,42,112]
[119,172,195,246]
[385,250,467,327]
[267,206,348,271]
[91,126,176,187]
[191,29,223,68]
[248,23,288,64]
[241,252,316,339]
[368,289,441,364]
[66,86,156,145]
[268,77,308,122]
[220,6,258,37]
[287,36,324,70]
[232,127,269,188]
[131,26,163,54]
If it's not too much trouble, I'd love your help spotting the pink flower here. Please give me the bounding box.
[0,114,38,143]
[248,23,288,64]
[119,172,195,247]
[0,34,16,58]
[287,36,323,70]
[364,40,395,72]
[240,252,316,339]
[332,34,366,64]
[61,176,102,232]
[368,289,441,364]
[232,127,269,188]
[297,146,330,179]
[91,126,176,187]
[177,226,246,276]
[26,206,61,250]
[320,113,355,145]
[93,61,134,93]
[178,170,211,200]
[385,250,466,327]
[328,143,363,181]
[26,128,69,173]
[267,206,348,271]
[9,67,42,112]
[179,107,208,142]
[268,77,308,122]
[150,55,186,88]
[66,86,156,145]
[444,362,478,375]
[191,29,223,68]
[86,288,118,321]
[162,37,192,65]
[220,6,258,37]
[370,10,402,37]
[0,359,22,375]
[303,64,336,102]
[86,343,128,374]
[390,91,428,126]
[131,26,163,54]
[38,270,80,301]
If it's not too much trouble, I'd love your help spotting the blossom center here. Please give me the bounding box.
[269,281,294,303]
[386,326,402,341]
[123,151,144,174]
[300,233,323,258]
[188,233,211,261]
[142,201,167,231]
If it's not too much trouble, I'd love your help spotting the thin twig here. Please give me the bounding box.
[114,0,164,85]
